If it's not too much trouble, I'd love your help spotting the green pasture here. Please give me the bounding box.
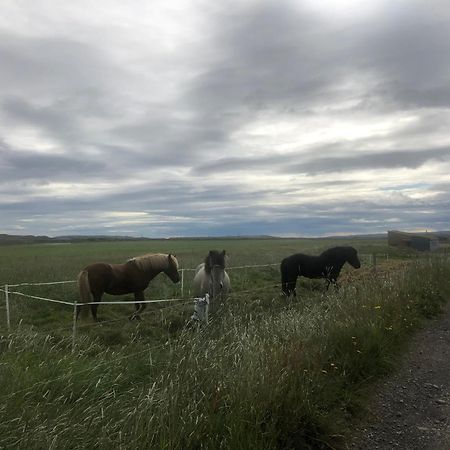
[0,236,394,283]
[0,238,448,449]
[0,237,402,336]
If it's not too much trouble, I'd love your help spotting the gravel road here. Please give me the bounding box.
[349,302,450,449]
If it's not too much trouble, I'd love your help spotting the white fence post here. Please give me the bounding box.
[71,300,77,353]
[5,284,10,331]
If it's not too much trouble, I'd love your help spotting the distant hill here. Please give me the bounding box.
[1,231,448,246]
[324,233,386,240]
[0,234,154,245]
[167,235,278,240]
[0,234,54,245]
[0,234,279,245]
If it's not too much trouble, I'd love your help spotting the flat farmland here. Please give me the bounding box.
[0,237,387,331]
[0,238,448,449]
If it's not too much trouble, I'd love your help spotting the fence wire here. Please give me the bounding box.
[0,256,385,347]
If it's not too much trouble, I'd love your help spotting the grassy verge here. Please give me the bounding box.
[0,255,449,449]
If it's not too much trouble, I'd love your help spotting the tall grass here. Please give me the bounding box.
[1,252,449,449]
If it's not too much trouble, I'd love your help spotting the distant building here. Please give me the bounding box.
[388,230,439,251]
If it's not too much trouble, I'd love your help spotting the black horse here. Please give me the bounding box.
[280,246,361,297]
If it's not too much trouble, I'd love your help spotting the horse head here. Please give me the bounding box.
[210,264,227,297]
[165,254,181,283]
[206,250,227,298]
[346,247,361,269]
[205,250,226,273]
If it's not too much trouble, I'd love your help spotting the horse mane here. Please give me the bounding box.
[128,253,177,272]
[204,250,226,274]
[320,246,354,260]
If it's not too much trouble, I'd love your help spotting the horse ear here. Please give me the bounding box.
[222,250,226,255]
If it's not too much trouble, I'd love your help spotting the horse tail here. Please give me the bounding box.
[280,256,299,297]
[77,270,91,319]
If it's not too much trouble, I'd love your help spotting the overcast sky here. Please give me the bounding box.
[1,0,449,237]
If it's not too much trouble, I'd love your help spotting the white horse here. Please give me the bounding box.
[192,250,230,312]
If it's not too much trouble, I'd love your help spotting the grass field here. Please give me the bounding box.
[0,238,449,449]
[0,238,387,332]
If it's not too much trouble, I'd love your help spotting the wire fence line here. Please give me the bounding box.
[1,289,75,306]
[0,287,193,307]
[0,255,383,298]
[0,262,281,306]
[6,280,77,288]
[181,262,280,271]
[0,255,384,313]
[0,262,282,350]
[0,286,283,402]
[1,256,387,350]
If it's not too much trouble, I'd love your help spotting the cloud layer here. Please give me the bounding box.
[1,0,449,237]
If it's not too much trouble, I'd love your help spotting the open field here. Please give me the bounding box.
[0,238,449,449]
[0,238,390,332]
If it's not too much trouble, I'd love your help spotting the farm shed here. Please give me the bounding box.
[388,230,439,252]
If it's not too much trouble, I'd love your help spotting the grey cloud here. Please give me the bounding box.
[1,1,450,237]
[0,33,119,97]
[2,182,449,237]
[361,1,450,109]
[192,147,450,175]
[186,0,450,125]
[109,116,228,169]
[190,154,281,175]
[186,2,341,118]
[2,96,83,145]
[287,147,450,175]
[0,140,105,181]
[0,33,132,154]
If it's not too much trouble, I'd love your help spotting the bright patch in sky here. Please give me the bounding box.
[304,0,386,19]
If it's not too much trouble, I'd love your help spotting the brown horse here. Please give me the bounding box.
[77,253,180,321]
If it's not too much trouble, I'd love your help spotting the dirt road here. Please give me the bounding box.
[349,302,450,450]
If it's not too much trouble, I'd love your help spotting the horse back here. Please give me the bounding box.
[84,262,141,295]
[282,253,327,279]
[81,263,114,294]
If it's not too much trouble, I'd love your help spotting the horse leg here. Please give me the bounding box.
[282,275,297,297]
[130,291,145,321]
[90,294,103,322]
[76,304,90,320]
[287,280,297,297]
[325,278,339,291]
[281,272,294,297]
